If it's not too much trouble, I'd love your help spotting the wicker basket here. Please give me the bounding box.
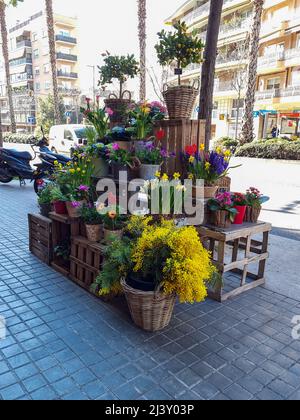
[104,94,132,125]
[121,278,176,332]
[163,85,198,120]
[216,176,231,193]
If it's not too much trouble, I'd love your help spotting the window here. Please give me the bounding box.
[64,130,73,140]
[291,67,300,86]
[35,82,40,92]
[45,81,51,90]
[59,30,70,37]
[231,99,244,119]
[267,77,281,90]
[42,29,47,38]
[32,33,38,42]
[44,64,50,74]
[35,67,40,76]
[33,49,39,59]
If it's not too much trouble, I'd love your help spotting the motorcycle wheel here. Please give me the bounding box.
[0,174,13,184]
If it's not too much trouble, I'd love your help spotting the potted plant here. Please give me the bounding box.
[85,143,110,178]
[80,204,103,242]
[102,206,126,245]
[245,187,269,223]
[107,143,140,180]
[65,185,90,218]
[105,126,134,151]
[208,192,237,229]
[80,97,112,141]
[98,53,139,125]
[155,21,204,119]
[122,218,215,331]
[50,186,67,215]
[37,183,53,217]
[232,192,248,225]
[136,141,168,180]
[184,145,233,199]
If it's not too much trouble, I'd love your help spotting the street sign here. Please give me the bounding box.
[65,111,71,118]
[27,116,35,125]
[253,111,260,117]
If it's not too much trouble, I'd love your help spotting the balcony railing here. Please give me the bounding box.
[58,86,81,95]
[16,40,32,49]
[258,47,300,68]
[219,17,252,38]
[57,70,78,79]
[57,52,78,62]
[184,0,240,25]
[256,85,300,100]
[9,57,32,67]
[55,34,77,44]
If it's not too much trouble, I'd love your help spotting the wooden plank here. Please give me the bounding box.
[220,252,269,273]
[221,278,265,302]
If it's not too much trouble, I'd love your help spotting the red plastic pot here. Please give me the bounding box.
[53,201,67,215]
[233,205,247,225]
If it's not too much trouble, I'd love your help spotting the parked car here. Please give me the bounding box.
[49,125,93,155]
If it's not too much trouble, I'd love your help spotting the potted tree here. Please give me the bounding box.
[98,53,139,125]
[155,21,204,119]
[80,204,103,242]
[245,187,269,223]
[208,192,238,229]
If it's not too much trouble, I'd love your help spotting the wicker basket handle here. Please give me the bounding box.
[128,156,141,170]
[192,78,200,90]
[122,90,132,101]
[163,83,169,93]
[108,93,118,99]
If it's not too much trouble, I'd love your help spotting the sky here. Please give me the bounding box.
[6,0,184,101]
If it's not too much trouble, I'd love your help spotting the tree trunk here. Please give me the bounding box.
[198,0,224,151]
[138,0,147,102]
[0,108,3,147]
[45,0,60,124]
[240,0,264,145]
[0,1,16,133]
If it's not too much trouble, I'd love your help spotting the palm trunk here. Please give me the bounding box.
[0,108,3,147]
[240,0,264,145]
[138,0,146,102]
[198,0,224,151]
[0,1,16,133]
[45,0,60,124]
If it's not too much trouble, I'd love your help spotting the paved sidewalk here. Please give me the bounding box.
[0,182,300,400]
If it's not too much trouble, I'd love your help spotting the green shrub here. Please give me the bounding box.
[3,133,34,145]
[235,140,300,160]
[214,137,239,150]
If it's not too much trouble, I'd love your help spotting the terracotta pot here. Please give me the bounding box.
[53,201,67,215]
[86,224,103,242]
[66,201,85,218]
[213,210,231,229]
[245,206,261,223]
[103,228,123,245]
[39,203,52,218]
[233,205,247,225]
[193,185,218,199]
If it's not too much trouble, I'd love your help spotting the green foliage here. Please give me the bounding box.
[80,101,109,140]
[235,140,300,160]
[80,204,103,225]
[3,133,34,145]
[98,53,139,98]
[155,21,204,70]
[215,137,239,150]
[38,183,54,205]
[50,186,67,203]
[35,95,66,136]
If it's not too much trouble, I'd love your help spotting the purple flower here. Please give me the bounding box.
[209,152,229,176]
[71,201,81,208]
[78,185,89,192]
[112,143,120,151]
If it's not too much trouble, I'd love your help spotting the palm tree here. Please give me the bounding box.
[45,0,60,124]
[198,0,224,150]
[0,0,20,140]
[138,0,146,102]
[240,0,264,145]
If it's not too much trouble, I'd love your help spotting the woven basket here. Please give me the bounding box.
[163,85,198,120]
[216,176,231,193]
[104,95,132,125]
[121,278,176,332]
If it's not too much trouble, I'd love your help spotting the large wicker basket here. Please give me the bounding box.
[105,92,132,125]
[121,279,176,332]
[216,176,231,193]
[163,85,198,120]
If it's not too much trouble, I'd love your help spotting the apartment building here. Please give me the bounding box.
[0,10,80,132]
[166,0,300,140]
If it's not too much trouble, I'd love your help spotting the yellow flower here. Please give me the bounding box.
[77,168,81,172]
[216,147,222,154]
[189,156,195,164]
[54,160,59,166]
[173,172,181,180]
[188,174,194,180]
[200,144,205,151]
[205,162,211,171]
[155,171,161,179]
[224,150,231,158]
[69,169,75,174]
[82,170,86,175]
[66,161,71,166]
[162,173,169,182]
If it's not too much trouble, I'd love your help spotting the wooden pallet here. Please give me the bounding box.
[70,236,106,291]
[28,214,53,265]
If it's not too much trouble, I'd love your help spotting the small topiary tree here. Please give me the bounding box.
[98,53,139,99]
[155,21,204,86]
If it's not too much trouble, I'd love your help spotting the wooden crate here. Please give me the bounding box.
[70,236,106,291]
[28,214,53,265]
[154,119,205,174]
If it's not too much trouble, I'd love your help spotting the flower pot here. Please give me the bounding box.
[53,201,67,215]
[121,278,176,332]
[163,85,198,120]
[66,201,85,218]
[86,224,103,242]
[104,98,132,125]
[216,176,231,193]
[39,203,52,218]
[193,185,218,199]
[112,162,140,181]
[126,273,156,292]
[103,228,123,245]
[91,158,109,178]
[139,164,161,181]
[213,210,231,229]
[245,206,261,223]
[233,205,247,225]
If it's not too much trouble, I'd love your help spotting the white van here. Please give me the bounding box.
[49,125,92,155]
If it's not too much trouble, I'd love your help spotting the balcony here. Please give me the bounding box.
[56,52,78,62]
[16,40,32,49]
[184,0,242,26]
[258,47,300,69]
[9,57,32,67]
[58,86,81,95]
[256,85,300,100]
[57,70,78,79]
[219,16,252,40]
[55,34,77,44]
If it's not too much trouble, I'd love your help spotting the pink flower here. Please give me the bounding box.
[78,185,89,192]
[71,201,81,208]
[85,97,91,104]
[106,107,114,116]
[112,143,120,151]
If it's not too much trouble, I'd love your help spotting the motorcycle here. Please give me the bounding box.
[0,131,71,193]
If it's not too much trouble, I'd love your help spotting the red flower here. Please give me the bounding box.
[156,129,165,141]
[185,144,197,156]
